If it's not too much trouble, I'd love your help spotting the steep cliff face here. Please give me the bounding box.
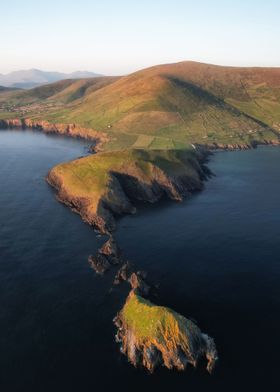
[0,118,109,150]
[114,291,218,373]
[47,149,211,233]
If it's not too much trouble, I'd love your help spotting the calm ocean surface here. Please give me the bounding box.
[0,129,279,391]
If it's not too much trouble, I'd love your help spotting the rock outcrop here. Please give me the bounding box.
[114,291,218,373]
[88,235,122,275]
[99,235,122,265]
[88,254,111,275]
[114,262,132,285]
[129,272,151,296]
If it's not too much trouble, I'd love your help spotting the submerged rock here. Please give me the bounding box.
[114,291,218,373]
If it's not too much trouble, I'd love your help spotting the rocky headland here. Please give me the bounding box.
[47,148,211,234]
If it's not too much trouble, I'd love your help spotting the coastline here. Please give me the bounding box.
[2,116,279,232]
[1,118,280,155]
[1,122,274,369]
[0,118,109,152]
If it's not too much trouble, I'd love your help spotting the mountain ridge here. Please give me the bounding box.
[0,68,103,89]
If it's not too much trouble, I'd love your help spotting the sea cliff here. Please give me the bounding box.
[0,118,108,151]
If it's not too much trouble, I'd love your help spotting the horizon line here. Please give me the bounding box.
[1,59,280,76]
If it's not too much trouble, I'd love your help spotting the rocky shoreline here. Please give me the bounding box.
[196,139,280,151]
[1,118,280,155]
[0,118,109,151]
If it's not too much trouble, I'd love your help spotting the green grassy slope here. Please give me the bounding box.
[48,62,280,148]
[0,76,119,104]
[1,62,280,149]
[115,290,217,372]
[121,291,199,341]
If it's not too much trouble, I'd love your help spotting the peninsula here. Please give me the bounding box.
[1,61,280,374]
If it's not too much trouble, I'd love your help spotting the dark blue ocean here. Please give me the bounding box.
[0,129,279,391]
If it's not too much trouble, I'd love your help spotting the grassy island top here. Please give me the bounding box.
[117,290,218,373]
[121,291,200,344]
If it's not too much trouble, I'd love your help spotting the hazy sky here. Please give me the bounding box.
[1,0,279,74]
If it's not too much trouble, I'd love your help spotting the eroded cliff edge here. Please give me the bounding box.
[46,148,211,233]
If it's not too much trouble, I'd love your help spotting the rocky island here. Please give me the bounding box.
[114,291,218,373]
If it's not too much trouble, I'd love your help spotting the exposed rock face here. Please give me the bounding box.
[88,254,110,275]
[114,262,132,285]
[0,118,109,151]
[114,291,218,373]
[99,236,121,265]
[88,235,123,275]
[129,272,151,296]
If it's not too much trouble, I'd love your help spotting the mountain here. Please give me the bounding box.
[0,69,103,89]
[44,61,280,149]
[1,61,280,149]
[0,85,20,92]
[0,77,119,104]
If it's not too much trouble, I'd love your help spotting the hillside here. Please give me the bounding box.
[0,76,119,120]
[1,61,280,149]
[0,76,119,103]
[62,61,280,149]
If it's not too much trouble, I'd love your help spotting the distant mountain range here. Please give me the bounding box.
[0,69,102,89]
